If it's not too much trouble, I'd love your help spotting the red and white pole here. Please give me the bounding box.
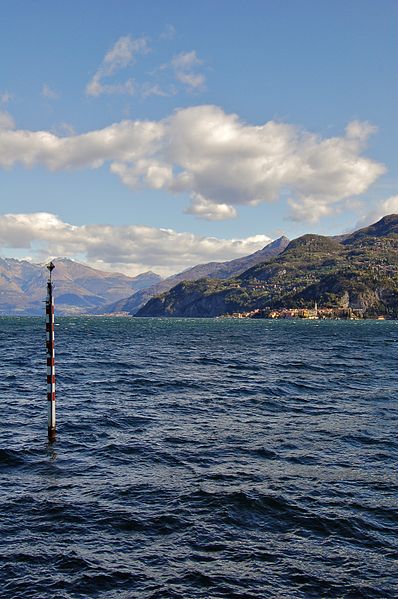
[46,262,56,442]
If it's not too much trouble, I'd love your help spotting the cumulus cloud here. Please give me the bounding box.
[86,35,149,96]
[186,194,237,220]
[0,118,165,169]
[171,51,205,90]
[0,105,385,222]
[41,84,59,100]
[288,198,335,223]
[0,212,272,276]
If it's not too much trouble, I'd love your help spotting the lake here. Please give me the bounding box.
[0,317,397,598]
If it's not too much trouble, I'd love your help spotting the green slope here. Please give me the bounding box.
[136,215,398,318]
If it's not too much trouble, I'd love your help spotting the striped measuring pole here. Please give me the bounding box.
[46,262,56,441]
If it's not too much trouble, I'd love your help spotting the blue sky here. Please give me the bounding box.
[0,0,397,275]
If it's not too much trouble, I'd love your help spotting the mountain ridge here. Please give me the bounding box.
[0,258,162,315]
[105,236,290,315]
[136,215,398,319]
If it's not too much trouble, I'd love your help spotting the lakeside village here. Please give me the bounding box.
[224,304,388,320]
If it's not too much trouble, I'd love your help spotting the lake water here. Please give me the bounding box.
[0,317,397,598]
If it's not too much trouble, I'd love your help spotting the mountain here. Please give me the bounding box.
[106,236,290,315]
[0,258,161,315]
[136,215,398,318]
[343,213,398,244]
[208,236,290,279]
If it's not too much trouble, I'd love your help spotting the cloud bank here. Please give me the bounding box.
[0,212,271,276]
[0,105,385,222]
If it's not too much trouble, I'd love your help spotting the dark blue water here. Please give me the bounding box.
[0,317,397,598]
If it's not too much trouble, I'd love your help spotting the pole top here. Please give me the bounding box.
[47,261,55,284]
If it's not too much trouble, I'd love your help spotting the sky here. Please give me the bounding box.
[0,0,397,276]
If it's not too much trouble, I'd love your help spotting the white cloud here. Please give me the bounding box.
[85,34,197,98]
[354,195,398,229]
[41,84,59,100]
[86,35,149,97]
[287,198,335,223]
[172,51,201,70]
[0,105,385,222]
[171,51,205,90]
[0,118,165,169]
[140,82,170,98]
[186,194,237,220]
[0,212,272,276]
[0,111,15,130]
[381,195,398,214]
[175,71,205,89]
[88,78,136,97]
[104,36,146,73]
[345,120,377,142]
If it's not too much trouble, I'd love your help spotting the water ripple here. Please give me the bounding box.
[0,317,396,598]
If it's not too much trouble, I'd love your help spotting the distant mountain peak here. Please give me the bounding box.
[107,234,290,315]
[0,257,165,315]
[267,235,289,248]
